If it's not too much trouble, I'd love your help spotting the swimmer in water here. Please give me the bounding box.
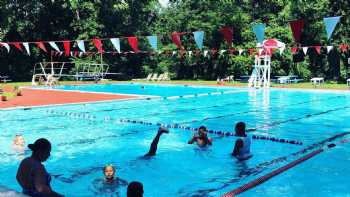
[13,134,25,151]
[144,127,169,157]
[188,126,212,147]
[232,122,253,161]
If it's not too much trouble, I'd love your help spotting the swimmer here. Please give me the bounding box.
[188,126,212,147]
[102,164,127,185]
[16,138,64,197]
[141,86,145,89]
[232,122,253,161]
[91,164,127,195]
[13,134,25,148]
[127,181,144,197]
[144,127,169,157]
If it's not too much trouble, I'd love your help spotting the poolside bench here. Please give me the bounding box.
[0,76,12,83]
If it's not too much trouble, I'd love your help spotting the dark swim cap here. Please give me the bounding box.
[28,138,51,152]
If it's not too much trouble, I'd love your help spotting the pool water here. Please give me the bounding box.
[1,84,350,197]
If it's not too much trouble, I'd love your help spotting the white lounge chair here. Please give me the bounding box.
[223,75,234,83]
[0,76,11,83]
[347,79,350,87]
[157,74,164,81]
[150,73,159,81]
[311,77,324,87]
[163,72,170,81]
[132,73,153,81]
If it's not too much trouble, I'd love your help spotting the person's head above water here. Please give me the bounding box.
[127,181,144,197]
[13,134,25,146]
[103,164,115,181]
[235,122,246,137]
[28,138,51,162]
[198,126,208,137]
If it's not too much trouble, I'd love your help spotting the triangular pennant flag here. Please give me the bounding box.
[110,38,121,53]
[127,37,140,53]
[188,51,192,57]
[289,19,304,43]
[204,50,208,57]
[49,42,61,52]
[291,47,298,54]
[258,48,264,56]
[219,27,233,46]
[35,42,47,53]
[13,42,23,51]
[252,23,266,44]
[302,47,308,55]
[92,38,104,53]
[172,51,177,56]
[323,16,341,40]
[327,46,333,53]
[279,47,285,55]
[220,50,226,55]
[77,40,86,52]
[63,41,71,56]
[171,32,184,49]
[79,52,83,57]
[23,42,30,55]
[0,42,10,53]
[314,46,321,55]
[339,44,349,53]
[146,36,158,50]
[238,49,243,55]
[193,31,204,49]
[70,52,73,56]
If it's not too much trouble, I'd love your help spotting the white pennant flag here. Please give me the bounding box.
[279,47,285,55]
[302,47,308,55]
[220,50,226,55]
[0,42,10,53]
[327,46,334,53]
[70,52,73,56]
[49,42,61,52]
[239,49,244,55]
[79,52,83,57]
[188,51,192,57]
[77,40,86,52]
[110,38,121,53]
[258,49,264,56]
[172,51,177,56]
[23,42,30,55]
[204,50,208,57]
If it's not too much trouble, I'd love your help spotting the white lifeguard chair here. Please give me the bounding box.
[248,39,285,88]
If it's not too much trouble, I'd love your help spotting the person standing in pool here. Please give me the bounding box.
[127,181,144,197]
[232,122,253,161]
[16,138,64,197]
[188,126,212,147]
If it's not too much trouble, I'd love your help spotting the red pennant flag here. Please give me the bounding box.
[229,48,235,54]
[291,47,298,54]
[63,41,71,56]
[92,38,104,53]
[35,42,47,53]
[339,44,349,53]
[127,37,140,53]
[12,42,23,51]
[219,27,233,46]
[74,51,79,57]
[171,32,185,49]
[314,46,321,54]
[290,19,304,43]
[248,48,256,56]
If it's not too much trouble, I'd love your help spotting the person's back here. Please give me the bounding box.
[232,122,252,161]
[127,181,143,197]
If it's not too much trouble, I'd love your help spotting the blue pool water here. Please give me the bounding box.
[1,84,350,197]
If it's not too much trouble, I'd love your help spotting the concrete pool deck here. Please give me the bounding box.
[0,88,139,109]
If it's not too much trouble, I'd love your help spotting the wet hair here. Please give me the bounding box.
[198,126,207,132]
[235,122,246,136]
[103,164,115,173]
[127,181,144,197]
[28,138,51,152]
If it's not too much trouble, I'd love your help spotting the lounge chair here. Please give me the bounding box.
[223,75,234,83]
[310,77,324,86]
[45,74,59,86]
[150,73,159,81]
[157,74,164,81]
[163,72,170,81]
[132,73,153,81]
[347,79,350,87]
[0,76,12,83]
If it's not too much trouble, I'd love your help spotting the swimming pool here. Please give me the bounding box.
[1,84,350,197]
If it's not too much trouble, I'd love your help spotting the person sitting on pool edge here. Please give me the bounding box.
[16,138,64,197]
[232,122,253,161]
[188,126,212,147]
